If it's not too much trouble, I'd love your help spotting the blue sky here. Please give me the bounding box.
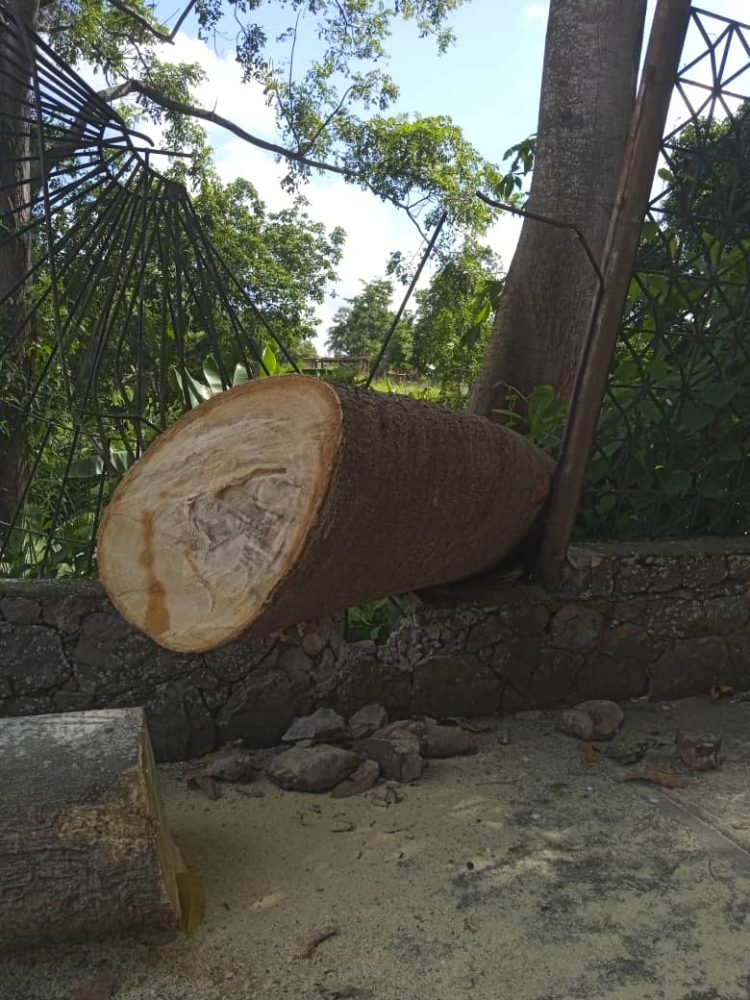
[146,0,747,349]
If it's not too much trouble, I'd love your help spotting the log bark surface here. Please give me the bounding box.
[0,708,182,950]
[98,376,554,652]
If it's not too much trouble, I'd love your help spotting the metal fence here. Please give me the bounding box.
[0,1,300,578]
[580,5,750,539]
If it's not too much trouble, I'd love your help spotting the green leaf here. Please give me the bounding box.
[696,479,725,500]
[698,382,737,409]
[202,355,225,395]
[658,469,692,496]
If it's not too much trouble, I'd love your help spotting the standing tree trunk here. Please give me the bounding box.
[0,0,39,532]
[468,0,647,417]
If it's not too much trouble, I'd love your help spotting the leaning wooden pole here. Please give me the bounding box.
[536,0,692,587]
[0,708,183,950]
[98,376,554,653]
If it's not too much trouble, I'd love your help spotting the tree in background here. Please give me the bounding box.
[193,176,344,359]
[410,238,500,401]
[326,278,412,373]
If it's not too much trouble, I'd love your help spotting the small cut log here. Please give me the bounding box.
[98,375,554,652]
[0,708,182,950]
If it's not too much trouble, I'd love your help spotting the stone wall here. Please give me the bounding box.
[2,538,749,760]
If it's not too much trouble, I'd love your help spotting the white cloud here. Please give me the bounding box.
[523,4,549,22]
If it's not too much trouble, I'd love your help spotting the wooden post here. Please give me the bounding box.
[536,0,693,587]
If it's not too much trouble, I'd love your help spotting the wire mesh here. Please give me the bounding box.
[0,1,298,578]
[581,5,750,539]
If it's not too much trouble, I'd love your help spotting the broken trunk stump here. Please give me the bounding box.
[0,708,182,950]
[98,375,553,652]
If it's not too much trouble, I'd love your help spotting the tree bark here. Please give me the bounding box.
[468,0,647,417]
[98,375,554,653]
[0,0,39,532]
[0,707,183,950]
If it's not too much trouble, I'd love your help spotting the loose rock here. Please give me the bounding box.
[361,728,423,783]
[205,741,256,783]
[331,759,381,799]
[348,703,388,739]
[267,744,361,792]
[422,721,478,758]
[556,700,624,741]
[282,708,349,745]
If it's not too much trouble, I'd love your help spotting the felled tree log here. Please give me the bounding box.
[98,375,554,653]
[0,708,182,950]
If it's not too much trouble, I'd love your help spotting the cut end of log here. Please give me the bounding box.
[98,376,341,652]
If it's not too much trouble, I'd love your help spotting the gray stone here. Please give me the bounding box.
[0,597,41,624]
[649,563,682,593]
[575,624,651,702]
[646,596,749,639]
[422,721,477,758]
[0,624,70,694]
[727,554,750,582]
[54,690,94,712]
[361,729,423,783]
[278,646,314,687]
[146,683,216,762]
[348,703,388,739]
[335,657,411,717]
[267,744,360,792]
[466,614,503,653]
[282,707,348,744]
[1,694,53,716]
[530,649,582,708]
[679,554,727,589]
[649,637,731,700]
[493,638,542,694]
[331,759,381,798]
[550,604,605,652]
[42,591,100,633]
[411,655,500,717]
[204,637,278,682]
[556,700,624,741]
[206,742,256,783]
[218,668,309,748]
[73,612,190,694]
[301,631,326,657]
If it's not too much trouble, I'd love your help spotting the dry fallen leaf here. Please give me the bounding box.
[66,971,116,1000]
[301,925,339,959]
[624,768,689,789]
[579,740,600,764]
[177,869,206,935]
[186,771,223,801]
[676,730,721,771]
[708,684,734,702]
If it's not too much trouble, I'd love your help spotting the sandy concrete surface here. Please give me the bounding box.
[3,697,750,1000]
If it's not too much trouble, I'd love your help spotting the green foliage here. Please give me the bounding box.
[347,595,411,643]
[493,384,569,453]
[326,278,413,372]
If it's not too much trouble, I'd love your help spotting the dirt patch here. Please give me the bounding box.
[3,696,750,1000]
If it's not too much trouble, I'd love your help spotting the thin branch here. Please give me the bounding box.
[96,79,439,241]
[98,78,353,177]
[105,0,197,44]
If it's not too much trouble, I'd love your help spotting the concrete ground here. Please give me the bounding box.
[3,696,750,1000]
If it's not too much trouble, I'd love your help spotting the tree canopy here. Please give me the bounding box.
[28,0,511,234]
